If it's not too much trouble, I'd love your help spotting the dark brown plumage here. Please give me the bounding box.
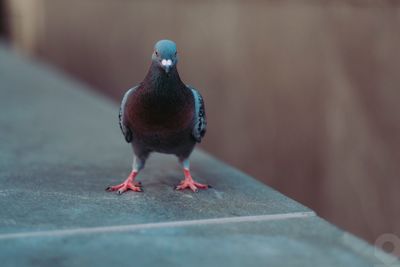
[125,61,196,159]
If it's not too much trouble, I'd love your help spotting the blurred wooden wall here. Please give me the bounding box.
[5,0,400,245]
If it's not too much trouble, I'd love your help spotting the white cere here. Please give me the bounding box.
[161,59,173,66]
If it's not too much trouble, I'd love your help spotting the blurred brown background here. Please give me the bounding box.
[2,0,400,245]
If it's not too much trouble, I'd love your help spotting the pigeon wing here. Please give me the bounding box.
[119,85,138,143]
[188,85,207,143]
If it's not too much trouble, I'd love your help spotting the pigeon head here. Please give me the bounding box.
[152,40,178,74]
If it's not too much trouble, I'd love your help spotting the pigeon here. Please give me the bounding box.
[106,40,209,194]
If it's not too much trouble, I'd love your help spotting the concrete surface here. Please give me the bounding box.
[0,217,392,267]
[0,45,398,266]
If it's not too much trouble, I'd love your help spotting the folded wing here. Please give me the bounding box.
[119,85,139,143]
[187,85,207,143]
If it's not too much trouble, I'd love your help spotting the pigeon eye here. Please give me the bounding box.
[175,52,177,56]
[155,51,159,56]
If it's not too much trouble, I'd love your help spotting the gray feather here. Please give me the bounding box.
[188,85,207,143]
[119,85,138,143]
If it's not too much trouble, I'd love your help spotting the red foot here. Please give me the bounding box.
[175,169,210,192]
[106,171,142,194]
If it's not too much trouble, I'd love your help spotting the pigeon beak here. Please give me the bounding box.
[161,59,173,73]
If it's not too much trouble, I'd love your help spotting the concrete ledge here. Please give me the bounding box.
[0,45,397,267]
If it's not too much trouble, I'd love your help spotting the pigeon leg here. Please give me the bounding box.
[175,159,210,192]
[106,156,144,194]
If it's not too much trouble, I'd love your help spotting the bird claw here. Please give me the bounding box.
[106,180,143,194]
[175,179,210,192]
[174,186,198,193]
